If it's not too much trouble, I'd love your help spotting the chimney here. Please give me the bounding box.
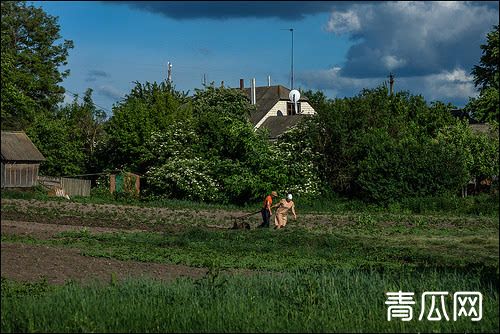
[240,79,244,90]
[251,78,256,105]
[268,75,271,87]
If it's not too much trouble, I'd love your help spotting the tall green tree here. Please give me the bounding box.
[467,25,499,123]
[99,81,190,174]
[58,89,107,173]
[1,0,73,130]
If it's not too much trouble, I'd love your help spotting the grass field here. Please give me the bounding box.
[1,193,498,333]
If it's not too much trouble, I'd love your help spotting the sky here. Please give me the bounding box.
[33,1,499,115]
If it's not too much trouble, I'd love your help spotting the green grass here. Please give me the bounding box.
[2,188,498,216]
[3,223,498,278]
[1,269,498,333]
[1,195,497,332]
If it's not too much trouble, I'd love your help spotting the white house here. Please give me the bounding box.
[239,83,316,139]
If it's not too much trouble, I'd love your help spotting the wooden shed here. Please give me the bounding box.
[1,131,45,188]
[110,172,140,196]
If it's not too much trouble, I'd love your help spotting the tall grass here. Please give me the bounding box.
[1,269,498,333]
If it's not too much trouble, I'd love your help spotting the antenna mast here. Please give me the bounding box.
[290,28,294,89]
[167,62,172,83]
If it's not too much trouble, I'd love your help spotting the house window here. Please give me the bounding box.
[277,110,284,116]
[287,102,301,115]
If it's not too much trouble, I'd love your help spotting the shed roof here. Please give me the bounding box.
[470,123,496,138]
[1,131,45,162]
[259,115,308,139]
[241,85,309,125]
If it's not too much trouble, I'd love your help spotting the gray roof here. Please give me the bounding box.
[258,115,308,139]
[470,123,495,136]
[1,131,45,162]
[241,85,309,125]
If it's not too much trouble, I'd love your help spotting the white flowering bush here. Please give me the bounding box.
[142,123,198,165]
[271,123,323,197]
[145,157,220,202]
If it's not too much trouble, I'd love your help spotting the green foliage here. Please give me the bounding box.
[303,85,496,203]
[25,89,106,177]
[192,84,256,160]
[466,86,499,124]
[0,0,73,129]
[357,130,469,202]
[467,25,499,123]
[59,89,107,173]
[26,113,86,176]
[471,25,499,93]
[133,84,283,204]
[436,120,499,182]
[2,271,497,333]
[99,81,191,174]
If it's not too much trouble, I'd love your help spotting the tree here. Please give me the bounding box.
[467,25,499,123]
[58,89,107,173]
[99,81,191,174]
[471,25,499,92]
[303,85,474,202]
[1,0,73,129]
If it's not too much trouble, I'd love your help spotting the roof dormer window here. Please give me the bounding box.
[287,102,301,115]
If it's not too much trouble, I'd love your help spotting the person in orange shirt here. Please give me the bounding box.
[257,191,278,228]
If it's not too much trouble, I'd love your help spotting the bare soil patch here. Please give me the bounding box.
[1,219,146,240]
[1,243,209,285]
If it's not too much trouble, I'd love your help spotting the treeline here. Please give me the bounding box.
[1,1,498,205]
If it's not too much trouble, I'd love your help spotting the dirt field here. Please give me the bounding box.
[1,199,276,285]
[2,198,495,285]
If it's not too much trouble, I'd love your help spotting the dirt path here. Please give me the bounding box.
[1,243,209,285]
[1,219,146,240]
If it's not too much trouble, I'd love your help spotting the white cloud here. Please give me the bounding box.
[298,1,497,105]
[298,66,477,106]
[62,92,74,105]
[324,1,498,78]
[298,67,380,97]
[97,85,123,101]
[382,55,406,70]
[325,10,361,35]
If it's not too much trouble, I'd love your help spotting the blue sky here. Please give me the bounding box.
[34,1,499,115]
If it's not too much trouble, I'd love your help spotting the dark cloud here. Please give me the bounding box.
[86,70,110,82]
[107,1,346,21]
[108,1,497,21]
[198,47,211,56]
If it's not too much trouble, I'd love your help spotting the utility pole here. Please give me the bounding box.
[388,72,394,95]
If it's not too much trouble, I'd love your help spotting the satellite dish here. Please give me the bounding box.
[289,89,300,115]
[289,90,300,103]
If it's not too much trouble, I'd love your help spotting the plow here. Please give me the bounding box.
[230,210,261,229]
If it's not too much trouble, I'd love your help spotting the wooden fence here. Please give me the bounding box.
[1,162,40,188]
[38,175,91,197]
